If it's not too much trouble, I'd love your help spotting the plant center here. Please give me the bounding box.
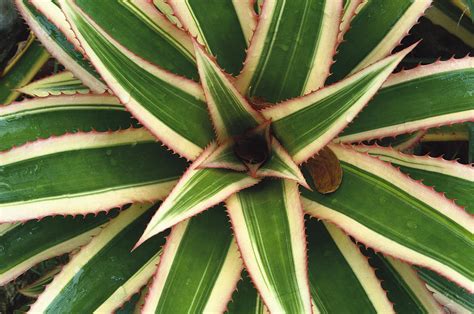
[233,134,269,165]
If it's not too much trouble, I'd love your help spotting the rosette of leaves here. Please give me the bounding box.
[0,0,473,313]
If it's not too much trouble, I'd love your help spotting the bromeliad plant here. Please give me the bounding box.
[0,0,473,313]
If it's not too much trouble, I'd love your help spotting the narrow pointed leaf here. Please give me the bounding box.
[302,144,473,291]
[0,211,116,285]
[426,0,474,47]
[236,0,343,102]
[227,179,312,313]
[0,94,135,151]
[194,41,265,142]
[18,71,89,97]
[307,219,394,313]
[364,253,443,313]
[199,141,247,172]
[338,58,474,143]
[257,139,308,187]
[329,0,431,83]
[354,145,474,213]
[422,124,470,142]
[0,129,187,222]
[143,207,243,313]
[0,33,49,105]
[59,0,215,159]
[19,266,62,298]
[263,47,412,164]
[138,143,259,245]
[339,0,364,41]
[416,267,474,313]
[16,0,107,93]
[29,203,166,313]
[227,272,268,314]
[169,0,255,75]
[96,251,161,313]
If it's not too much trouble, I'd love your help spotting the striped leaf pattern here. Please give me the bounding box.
[137,143,259,245]
[143,207,242,313]
[227,179,312,313]
[354,145,474,213]
[0,94,135,151]
[18,71,89,97]
[0,129,186,222]
[338,58,474,143]
[307,219,394,313]
[263,47,412,163]
[0,210,115,285]
[29,204,166,313]
[329,0,431,82]
[59,0,215,159]
[302,144,473,291]
[236,0,343,102]
[17,0,107,93]
[169,0,255,75]
[0,34,49,105]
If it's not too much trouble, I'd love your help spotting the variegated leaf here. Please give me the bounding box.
[417,267,474,313]
[0,211,115,285]
[0,129,187,222]
[227,179,312,313]
[426,0,474,47]
[227,272,268,314]
[16,0,106,93]
[0,33,49,105]
[307,219,394,313]
[338,58,474,143]
[194,41,264,142]
[29,203,165,313]
[169,0,255,75]
[353,145,474,213]
[263,47,412,164]
[18,71,89,97]
[59,0,215,159]
[142,206,242,313]
[0,94,135,151]
[302,144,473,291]
[236,0,343,102]
[137,143,259,245]
[329,0,431,82]
[360,247,442,313]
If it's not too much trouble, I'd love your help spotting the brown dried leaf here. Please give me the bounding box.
[306,147,343,194]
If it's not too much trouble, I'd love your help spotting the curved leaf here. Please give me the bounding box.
[18,71,89,97]
[0,129,186,222]
[302,144,473,291]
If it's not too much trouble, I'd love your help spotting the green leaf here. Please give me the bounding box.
[329,0,431,83]
[194,41,264,142]
[0,33,49,105]
[0,129,187,222]
[236,0,343,102]
[226,272,267,314]
[263,47,412,163]
[360,248,442,313]
[137,143,259,245]
[169,0,255,75]
[302,144,473,291]
[416,267,474,313]
[142,206,242,313]
[354,145,474,213]
[29,203,166,313]
[18,71,89,97]
[426,0,474,47]
[307,219,394,313]
[339,0,363,41]
[338,58,474,143]
[59,0,215,159]
[0,210,115,285]
[19,266,62,298]
[0,94,135,151]
[227,179,312,313]
[16,0,106,93]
